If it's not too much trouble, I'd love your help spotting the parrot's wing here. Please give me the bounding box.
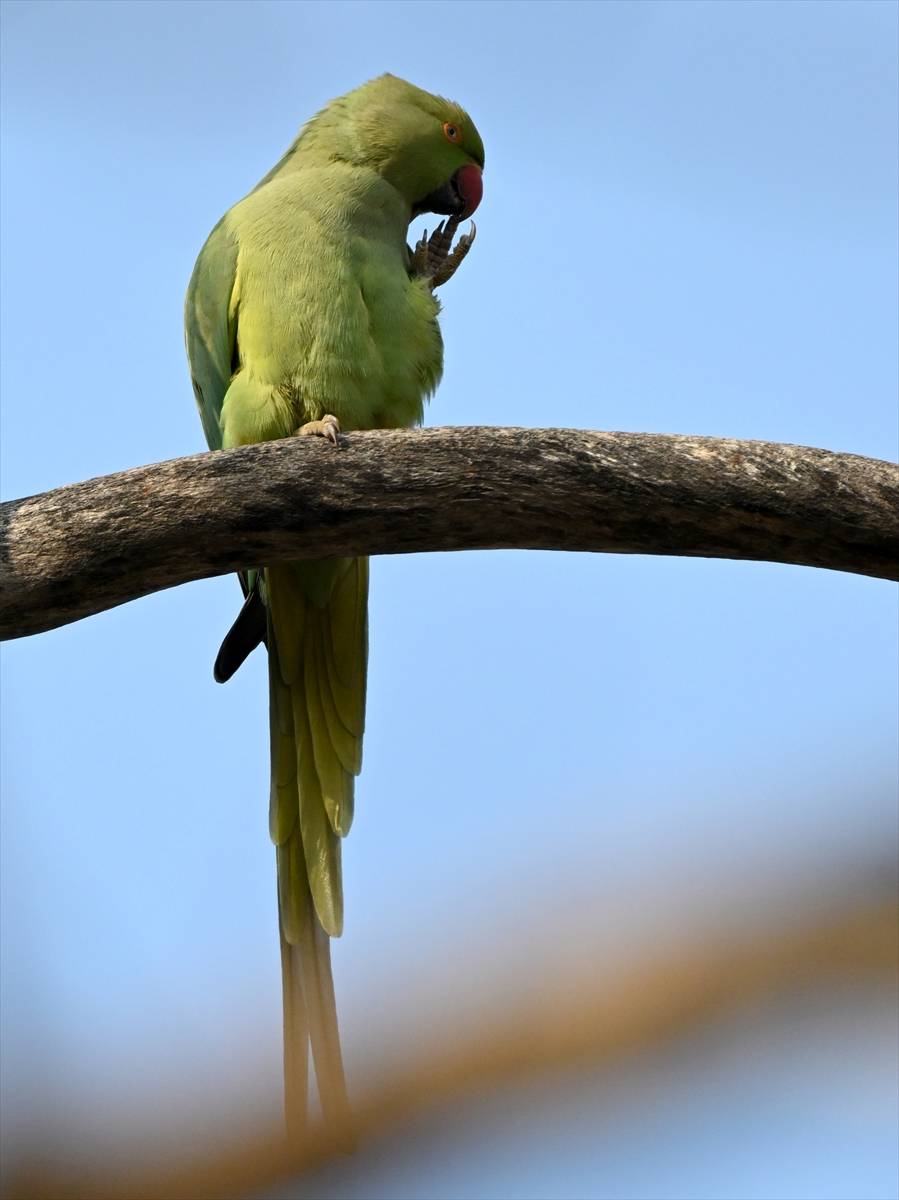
[184,216,240,453]
[185,215,265,664]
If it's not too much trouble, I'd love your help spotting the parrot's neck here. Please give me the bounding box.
[262,151,412,247]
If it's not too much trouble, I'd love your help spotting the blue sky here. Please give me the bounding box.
[1,2,897,1196]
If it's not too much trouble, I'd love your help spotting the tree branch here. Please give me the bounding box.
[1,427,896,640]
[4,879,897,1200]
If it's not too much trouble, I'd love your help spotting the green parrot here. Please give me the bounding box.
[184,74,484,1134]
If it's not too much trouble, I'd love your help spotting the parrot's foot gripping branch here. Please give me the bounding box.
[411,215,477,289]
[295,413,342,445]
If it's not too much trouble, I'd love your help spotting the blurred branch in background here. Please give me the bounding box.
[2,427,897,639]
[5,868,896,1200]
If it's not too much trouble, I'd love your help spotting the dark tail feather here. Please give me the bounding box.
[214,582,267,683]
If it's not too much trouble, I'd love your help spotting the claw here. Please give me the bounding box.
[411,229,432,279]
[427,218,455,267]
[408,216,472,290]
[296,413,342,445]
[431,220,476,289]
[410,215,474,290]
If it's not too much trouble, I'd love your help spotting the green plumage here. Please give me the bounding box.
[184,74,484,1132]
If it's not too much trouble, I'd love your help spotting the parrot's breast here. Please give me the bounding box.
[225,171,444,440]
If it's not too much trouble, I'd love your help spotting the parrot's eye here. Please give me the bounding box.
[443,122,462,144]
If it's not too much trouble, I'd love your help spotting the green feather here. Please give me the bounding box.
[184,217,239,451]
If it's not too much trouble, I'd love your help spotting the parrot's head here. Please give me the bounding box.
[299,74,484,222]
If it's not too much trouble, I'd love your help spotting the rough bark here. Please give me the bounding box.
[1,427,896,640]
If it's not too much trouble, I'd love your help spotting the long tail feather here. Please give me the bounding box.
[278,865,349,1133]
[279,923,309,1140]
[266,558,368,1137]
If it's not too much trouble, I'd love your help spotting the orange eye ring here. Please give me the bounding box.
[443,121,462,144]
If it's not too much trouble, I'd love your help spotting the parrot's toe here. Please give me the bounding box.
[411,215,476,290]
[431,221,476,289]
[296,413,342,445]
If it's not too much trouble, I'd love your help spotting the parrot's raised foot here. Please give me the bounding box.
[411,216,477,289]
[296,413,342,445]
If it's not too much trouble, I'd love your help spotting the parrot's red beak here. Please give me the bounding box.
[454,164,482,219]
[412,164,483,220]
